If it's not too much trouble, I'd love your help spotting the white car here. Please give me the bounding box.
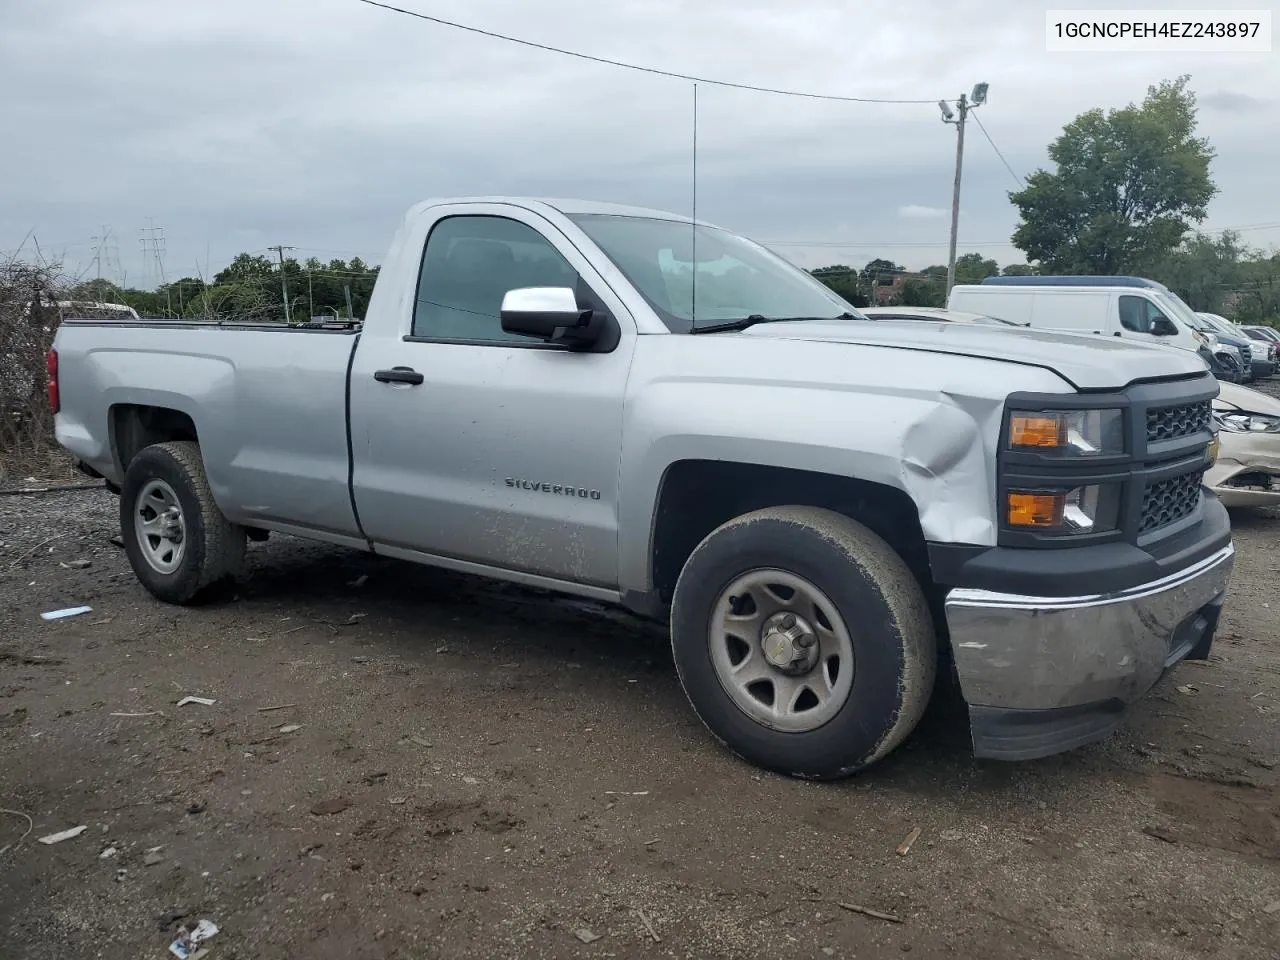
[1209,381,1280,507]
[859,306,1027,326]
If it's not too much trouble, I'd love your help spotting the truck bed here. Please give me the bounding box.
[54,318,365,543]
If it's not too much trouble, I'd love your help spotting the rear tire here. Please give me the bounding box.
[120,441,246,605]
[670,506,936,779]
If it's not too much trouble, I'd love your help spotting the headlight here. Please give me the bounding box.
[1194,330,1218,347]
[1006,483,1122,534]
[1215,410,1280,434]
[1008,408,1125,456]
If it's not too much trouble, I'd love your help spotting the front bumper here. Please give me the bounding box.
[943,542,1235,761]
[1207,430,1280,507]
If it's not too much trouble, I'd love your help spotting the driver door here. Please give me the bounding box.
[348,207,637,588]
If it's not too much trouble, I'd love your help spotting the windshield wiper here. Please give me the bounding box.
[690,313,858,334]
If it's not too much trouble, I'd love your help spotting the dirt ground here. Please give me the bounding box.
[1,473,1278,958]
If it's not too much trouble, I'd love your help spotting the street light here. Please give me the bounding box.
[940,82,989,299]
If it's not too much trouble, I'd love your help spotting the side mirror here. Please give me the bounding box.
[1150,316,1178,336]
[500,287,601,348]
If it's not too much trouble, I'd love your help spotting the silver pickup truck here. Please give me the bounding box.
[50,197,1235,779]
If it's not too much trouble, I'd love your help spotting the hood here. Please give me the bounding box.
[737,320,1209,391]
[1215,380,1280,415]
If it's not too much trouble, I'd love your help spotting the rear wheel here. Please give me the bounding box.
[120,441,246,604]
[670,506,936,779]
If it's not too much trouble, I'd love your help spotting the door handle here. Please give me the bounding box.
[373,366,424,385]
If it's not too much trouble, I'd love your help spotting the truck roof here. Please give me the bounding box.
[408,197,713,227]
[980,275,1171,292]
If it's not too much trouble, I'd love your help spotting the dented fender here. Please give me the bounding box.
[616,334,1075,596]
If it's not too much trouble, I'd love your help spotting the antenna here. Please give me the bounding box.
[691,81,698,328]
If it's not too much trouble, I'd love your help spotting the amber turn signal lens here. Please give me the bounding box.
[1009,414,1064,448]
[1007,492,1065,528]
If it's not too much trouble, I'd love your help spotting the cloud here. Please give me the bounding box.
[0,0,1276,277]
[898,205,948,219]
[1199,90,1267,113]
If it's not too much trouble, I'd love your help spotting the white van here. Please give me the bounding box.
[947,276,1205,355]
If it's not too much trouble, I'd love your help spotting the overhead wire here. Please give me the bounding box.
[970,111,1024,188]
[352,0,940,104]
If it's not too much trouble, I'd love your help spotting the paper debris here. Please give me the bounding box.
[40,606,93,621]
[896,827,922,856]
[176,696,216,707]
[169,918,219,959]
[277,724,302,734]
[574,929,602,944]
[37,825,87,845]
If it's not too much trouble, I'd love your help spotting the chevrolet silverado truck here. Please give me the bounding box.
[50,198,1235,779]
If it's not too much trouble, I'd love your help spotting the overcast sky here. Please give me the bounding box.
[1,0,1276,287]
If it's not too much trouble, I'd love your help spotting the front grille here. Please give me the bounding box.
[1146,400,1212,444]
[1139,470,1204,533]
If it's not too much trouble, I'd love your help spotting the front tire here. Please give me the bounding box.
[120,441,246,605]
[670,506,936,779]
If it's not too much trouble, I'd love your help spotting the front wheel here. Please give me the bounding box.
[670,506,936,779]
[120,441,246,605]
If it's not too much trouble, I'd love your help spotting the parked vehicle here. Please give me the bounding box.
[1218,316,1279,369]
[1198,341,1246,384]
[1182,312,1253,383]
[947,276,1207,352]
[50,197,1235,779]
[1197,313,1274,379]
[1241,324,1280,350]
[1209,381,1280,507]
[859,306,1027,326]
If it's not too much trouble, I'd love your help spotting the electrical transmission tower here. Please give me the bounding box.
[90,226,122,286]
[140,219,172,314]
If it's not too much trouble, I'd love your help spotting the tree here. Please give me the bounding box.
[1001,263,1037,276]
[810,266,868,307]
[1232,254,1280,324]
[1009,76,1216,275]
[214,253,274,285]
[1154,230,1245,313]
[860,259,903,292]
[953,253,1000,285]
[900,278,945,307]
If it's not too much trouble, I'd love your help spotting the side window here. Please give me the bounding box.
[412,215,580,342]
[1118,295,1167,333]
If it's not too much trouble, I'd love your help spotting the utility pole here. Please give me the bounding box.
[268,245,296,323]
[940,83,988,299]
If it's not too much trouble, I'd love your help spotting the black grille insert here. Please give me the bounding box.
[1146,400,1211,444]
[1140,470,1203,533]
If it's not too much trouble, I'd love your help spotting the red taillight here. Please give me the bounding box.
[47,349,59,414]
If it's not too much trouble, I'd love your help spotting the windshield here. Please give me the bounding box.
[1157,292,1212,332]
[569,214,862,331]
[1195,312,1239,338]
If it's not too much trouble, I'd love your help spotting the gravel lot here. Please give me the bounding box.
[1,428,1278,958]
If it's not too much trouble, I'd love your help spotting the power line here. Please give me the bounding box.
[970,111,1024,188]
[764,221,1280,249]
[353,0,939,104]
